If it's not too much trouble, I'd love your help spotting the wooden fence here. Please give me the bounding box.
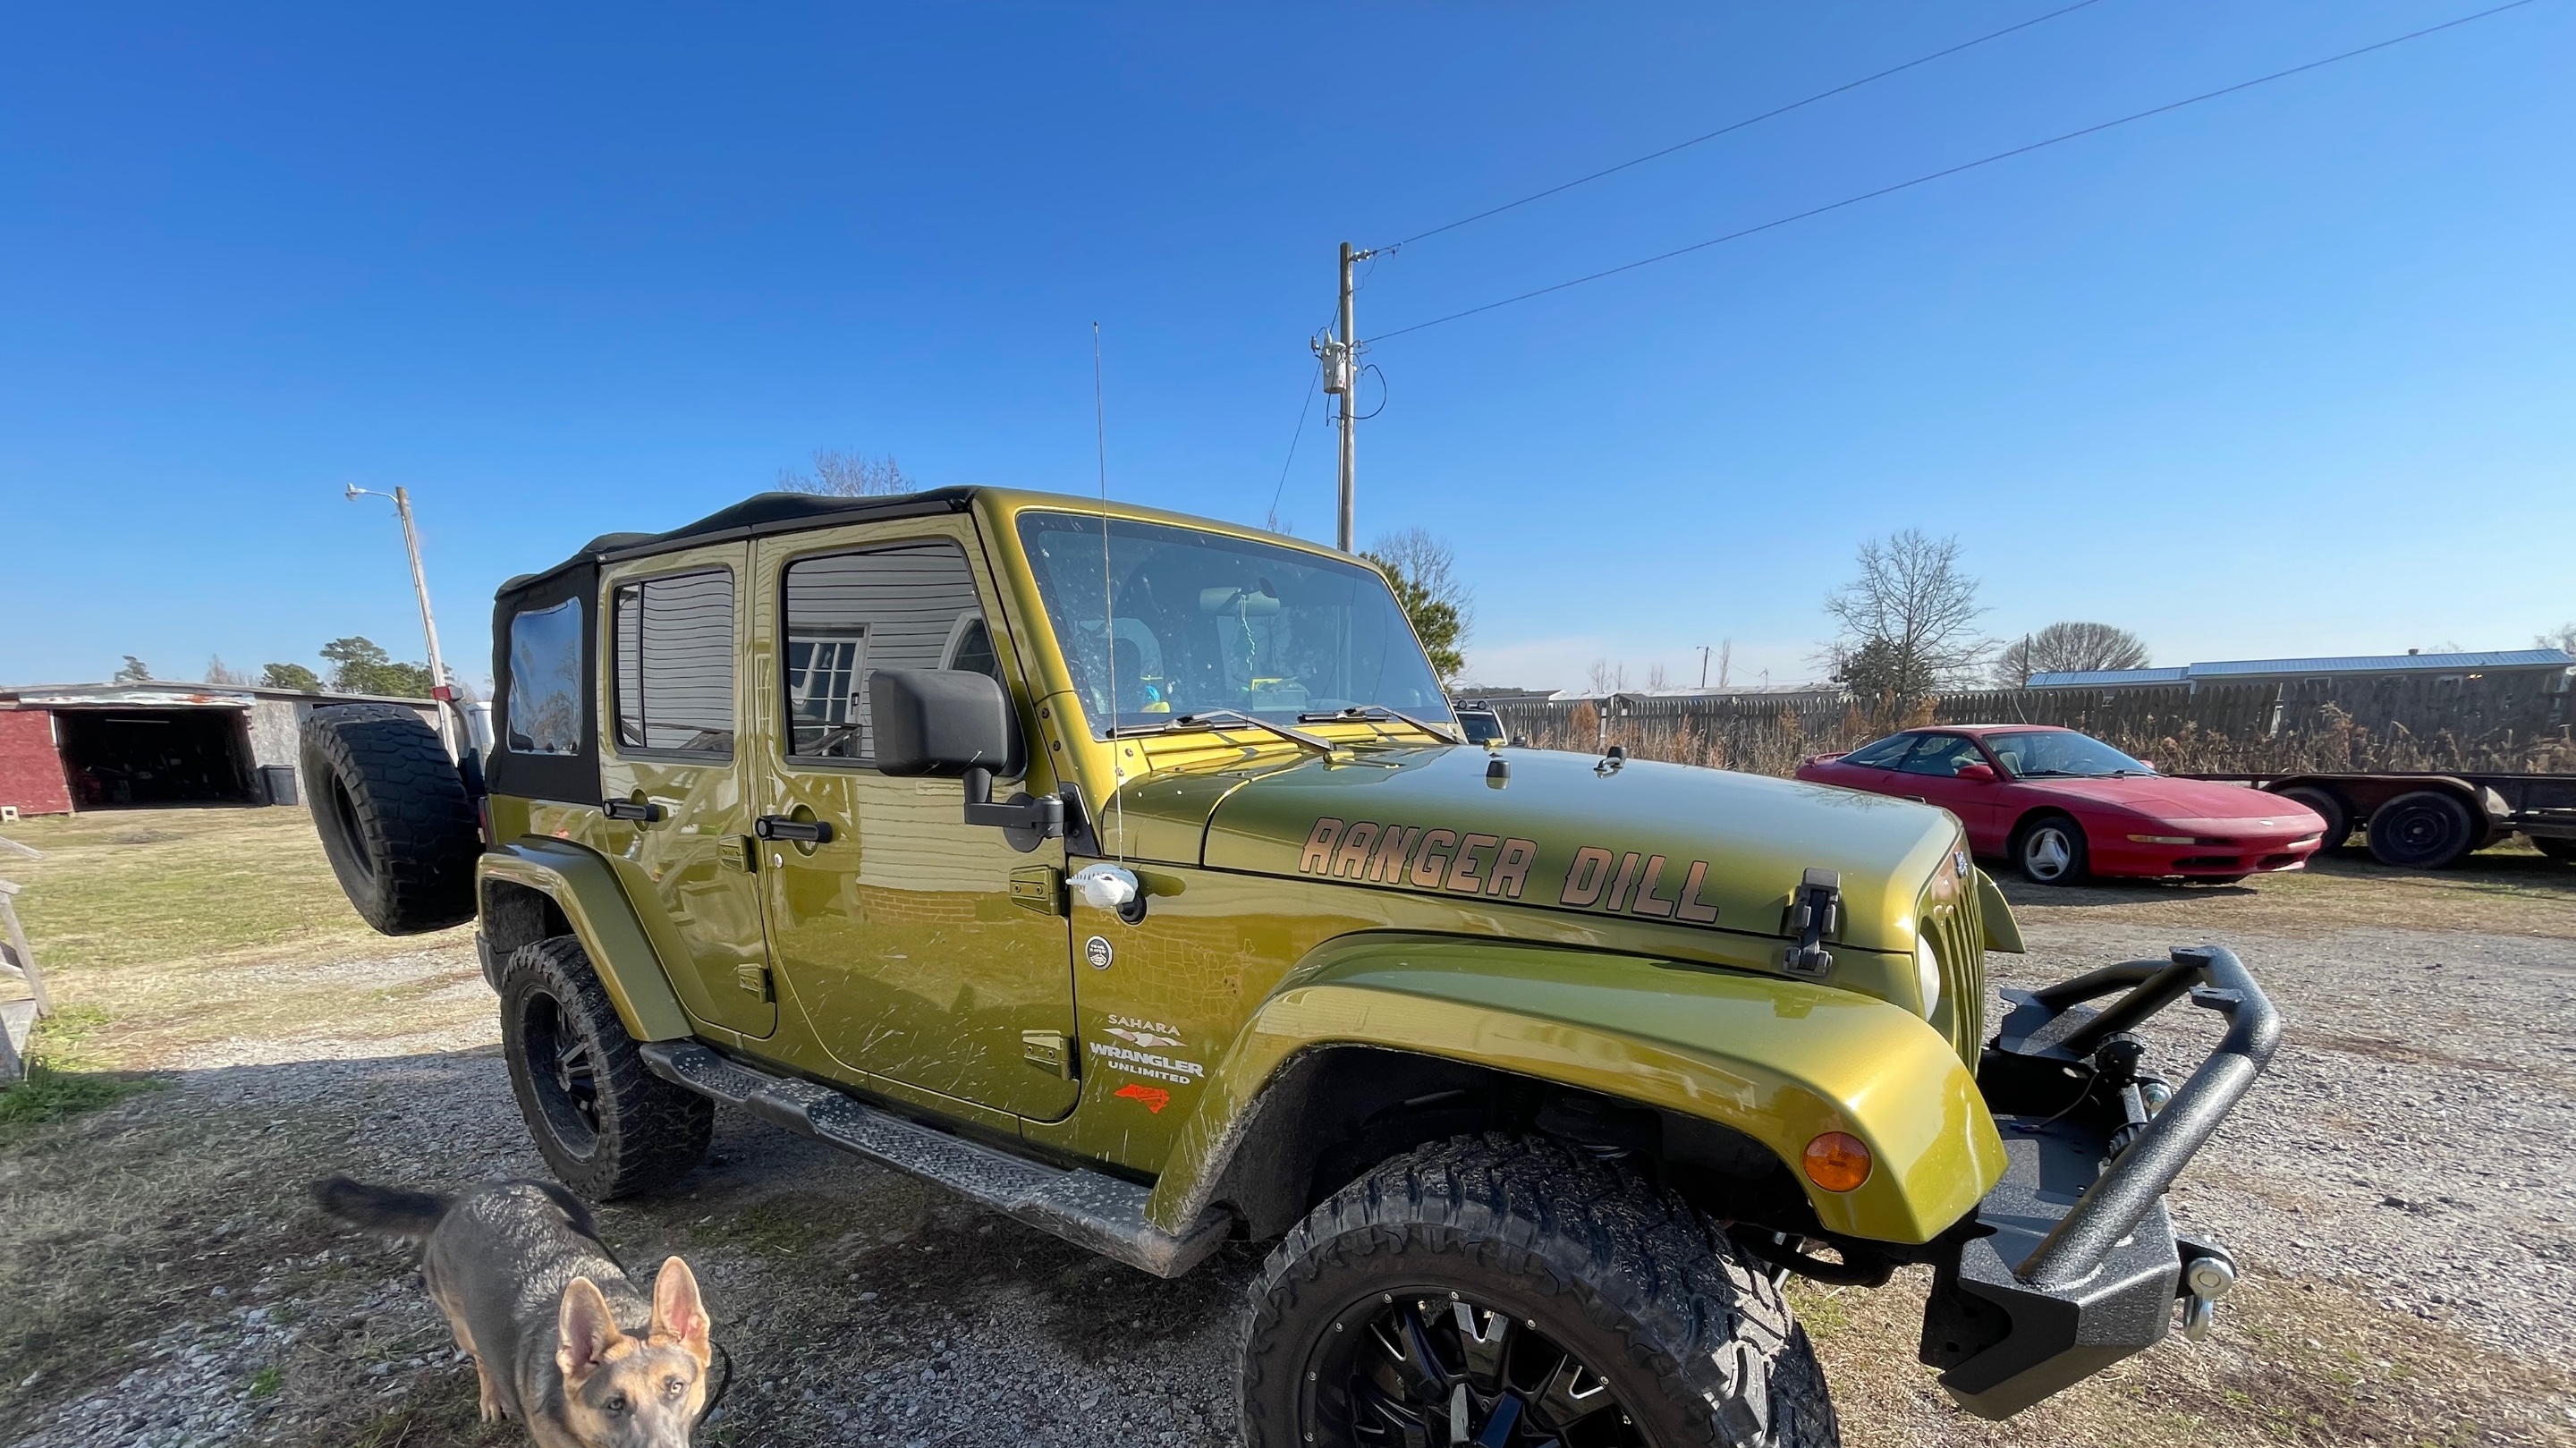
[1485,673,2576,779]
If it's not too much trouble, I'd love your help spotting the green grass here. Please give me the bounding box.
[0,1004,157,1144]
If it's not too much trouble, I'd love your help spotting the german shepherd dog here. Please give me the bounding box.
[314,1177,716,1448]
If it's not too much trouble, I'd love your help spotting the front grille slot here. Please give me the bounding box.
[1921,893,1986,1063]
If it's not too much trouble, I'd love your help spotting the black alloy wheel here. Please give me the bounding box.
[497,935,711,1198]
[521,987,603,1156]
[1320,1290,1646,1447]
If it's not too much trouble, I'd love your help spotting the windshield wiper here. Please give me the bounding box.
[1298,705,1464,746]
[1113,710,1335,754]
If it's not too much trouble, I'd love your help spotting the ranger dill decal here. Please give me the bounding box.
[1295,817,1721,925]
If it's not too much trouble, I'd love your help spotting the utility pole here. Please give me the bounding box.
[1698,646,1712,689]
[1316,241,1375,553]
[346,484,455,756]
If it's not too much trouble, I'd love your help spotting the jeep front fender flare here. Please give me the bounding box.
[478,840,693,1042]
[1149,935,2006,1246]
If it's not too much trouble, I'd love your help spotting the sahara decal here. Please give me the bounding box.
[1088,1039,1207,1085]
[1296,817,1723,926]
[1105,1015,1184,1050]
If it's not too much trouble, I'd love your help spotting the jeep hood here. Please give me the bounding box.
[1138,745,1964,953]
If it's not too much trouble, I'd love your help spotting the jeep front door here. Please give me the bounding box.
[750,523,1080,1122]
[597,544,775,1039]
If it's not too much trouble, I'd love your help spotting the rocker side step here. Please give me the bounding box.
[638,1041,1229,1279]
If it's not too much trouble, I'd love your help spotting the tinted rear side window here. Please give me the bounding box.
[506,598,586,755]
[1837,733,1917,769]
[613,570,735,755]
[782,541,987,762]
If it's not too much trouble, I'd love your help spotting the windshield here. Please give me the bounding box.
[1017,512,1454,739]
[1986,730,2154,778]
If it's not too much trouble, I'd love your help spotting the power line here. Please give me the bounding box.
[1383,0,2112,251]
[1373,0,2542,343]
[1264,377,1318,529]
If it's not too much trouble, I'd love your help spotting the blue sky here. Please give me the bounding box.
[3,2,2569,692]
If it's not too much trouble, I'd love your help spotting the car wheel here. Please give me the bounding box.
[1239,1133,1839,1448]
[2015,816,2089,886]
[2366,790,2480,870]
[499,936,712,1199]
[2276,786,2347,856]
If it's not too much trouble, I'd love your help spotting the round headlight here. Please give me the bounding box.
[1914,937,1944,1020]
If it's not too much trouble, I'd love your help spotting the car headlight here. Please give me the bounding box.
[1914,936,1944,1019]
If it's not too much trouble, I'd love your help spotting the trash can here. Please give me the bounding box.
[258,765,300,807]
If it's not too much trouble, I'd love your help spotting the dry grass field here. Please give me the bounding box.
[2,806,2572,1447]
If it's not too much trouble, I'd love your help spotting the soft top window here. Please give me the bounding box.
[507,597,586,756]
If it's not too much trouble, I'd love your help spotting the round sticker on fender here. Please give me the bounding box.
[1084,936,1114,970]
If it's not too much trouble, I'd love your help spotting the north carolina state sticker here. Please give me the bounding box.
[1114,1082,1171,1114]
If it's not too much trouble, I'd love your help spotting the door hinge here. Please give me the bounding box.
[1009,865,1064,916]
[1021,1029,1075,1079]
[733,963,774,1002]
[718,835,755,873]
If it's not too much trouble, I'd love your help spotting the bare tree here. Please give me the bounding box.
[2538,622,2576,655]
[1996,622,2151,686]
[1646,663,1670,691]
[1821,529,1990,706]
[204,655,254,687]
[778,448,913,497]
[1366,529,1473,642]
[1584,658,1630,696]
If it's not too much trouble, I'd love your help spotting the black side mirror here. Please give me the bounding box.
[869,668,1064,837]
[869,669,1022,778]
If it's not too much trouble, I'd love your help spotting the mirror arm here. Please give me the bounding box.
[962,766,1068,838]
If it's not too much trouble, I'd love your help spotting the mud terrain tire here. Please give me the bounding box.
[1240,1133,1839,1448]
[301,704,479,934]
[499,936,711,1199]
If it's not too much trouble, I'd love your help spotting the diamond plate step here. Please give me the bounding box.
[639,1041,1229,1278]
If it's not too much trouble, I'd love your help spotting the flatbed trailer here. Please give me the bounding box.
[2175,771,2576,870]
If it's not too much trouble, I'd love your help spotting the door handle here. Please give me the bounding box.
[754,815,834,844]
[603,799,665,823]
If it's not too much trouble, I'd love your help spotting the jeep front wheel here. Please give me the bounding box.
[1239,1134,1838,1448]
[498,936,711,1199]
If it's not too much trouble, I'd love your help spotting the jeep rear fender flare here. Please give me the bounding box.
[479,841,692,1042]
[1149,933,2006,1246]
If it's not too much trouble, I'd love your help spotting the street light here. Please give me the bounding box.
[344,484,454,754]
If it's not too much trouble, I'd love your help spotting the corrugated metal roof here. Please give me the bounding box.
[2029,648,2574,689]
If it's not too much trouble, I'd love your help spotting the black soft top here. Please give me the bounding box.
[496,487,980,599]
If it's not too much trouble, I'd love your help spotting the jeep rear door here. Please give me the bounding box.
[747,516,1081,1122]
[597,542,776,1040]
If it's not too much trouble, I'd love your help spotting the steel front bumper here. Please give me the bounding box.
[1919,945,2280,1419]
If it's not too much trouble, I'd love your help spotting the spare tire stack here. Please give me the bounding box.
[301,704,481,935]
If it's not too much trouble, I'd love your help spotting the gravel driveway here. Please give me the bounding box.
[5,861,2572,1447]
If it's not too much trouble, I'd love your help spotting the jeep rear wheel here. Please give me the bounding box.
[499,936,711,1199]
[301,704,479,935]
[1239,1134,1838,1448]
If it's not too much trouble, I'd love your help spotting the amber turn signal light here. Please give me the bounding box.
[1802,1131,1872,1192]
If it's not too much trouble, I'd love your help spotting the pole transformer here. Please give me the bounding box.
[1316,241,1374,554]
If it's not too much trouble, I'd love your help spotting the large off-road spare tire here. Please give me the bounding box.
[301,704,479,935]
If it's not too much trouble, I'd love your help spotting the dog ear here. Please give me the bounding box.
[649,1257,712,1366]
[556,1276,624,1384]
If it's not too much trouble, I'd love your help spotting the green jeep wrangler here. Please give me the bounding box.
[302,487,2277,1447]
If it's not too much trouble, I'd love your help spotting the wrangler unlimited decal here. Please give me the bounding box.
[1296,817,1722,924]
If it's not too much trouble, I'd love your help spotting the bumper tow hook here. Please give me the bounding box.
[2181,1253,2238,1342]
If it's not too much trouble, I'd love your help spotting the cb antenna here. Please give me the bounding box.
[1093,321,1124,862]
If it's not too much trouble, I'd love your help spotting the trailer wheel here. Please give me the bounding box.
[2276,785,2347,855]
[2366,790,2479,870]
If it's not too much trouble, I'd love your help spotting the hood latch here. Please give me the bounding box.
[1784,868,1840,978]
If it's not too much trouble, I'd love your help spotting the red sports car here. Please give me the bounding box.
[1795,724,2326,885]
